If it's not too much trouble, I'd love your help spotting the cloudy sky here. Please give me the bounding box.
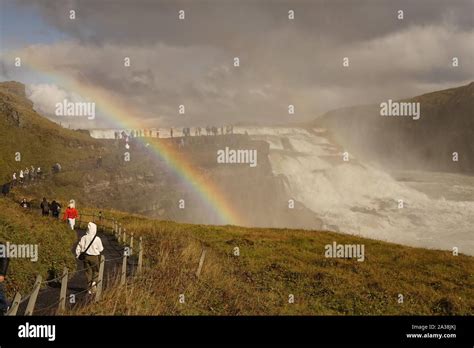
[0,0,473,129]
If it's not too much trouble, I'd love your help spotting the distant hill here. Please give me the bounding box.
[314,82,474,173]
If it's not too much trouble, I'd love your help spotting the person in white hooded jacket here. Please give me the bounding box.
[76,222,104,294]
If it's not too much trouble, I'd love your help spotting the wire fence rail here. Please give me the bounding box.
[5,213,145,316]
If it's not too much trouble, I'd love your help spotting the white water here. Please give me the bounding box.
[90,126,474,255]
[236,127,474,256]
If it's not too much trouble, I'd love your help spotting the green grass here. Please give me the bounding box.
[0,199,77,297]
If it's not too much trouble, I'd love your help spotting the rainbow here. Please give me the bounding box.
[12,52,244,226]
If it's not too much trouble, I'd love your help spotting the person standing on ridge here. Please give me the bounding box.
[96,156,102,168]
[40,197,50,217]
[63,199,79,230]
[50,200,61,218]
[1,183,9,197]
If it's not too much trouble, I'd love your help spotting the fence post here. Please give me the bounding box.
[138,237,143,274]
[120,255,128,286]
[195,249,207,278]
[95,255,105,302]
[113,220,117,237]
[130,232,134,255]
[24,275,42,316]
[6,292,22,316]
[118,223,122,241]
[122,228,127,244]
[58,267,68,313]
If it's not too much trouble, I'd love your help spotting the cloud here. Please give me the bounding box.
[26,83,73,115]
[3,0,473,126]
[15,0,474,46]
[25,83,100,128]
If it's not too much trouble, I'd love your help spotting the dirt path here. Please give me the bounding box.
[18,227,137,315]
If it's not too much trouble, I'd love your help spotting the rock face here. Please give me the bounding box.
[0,102,21,127]
[0,81,33,127]
[1,81,28,98]
[316,82,474,173]
[74,134,321,229]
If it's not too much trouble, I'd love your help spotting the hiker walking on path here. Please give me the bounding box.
[40,197,50,217]
[50,200,61,218]
[19,170,24,184]
[0,241,9,316]
[12,173,16,186]
[75,222,104,294]
[63,199,79,230]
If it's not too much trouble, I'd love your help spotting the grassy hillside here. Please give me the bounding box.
[0,81,159,210]
[0,81,104,183]
[0,198,77,297]
[70,211,473,315]
[0,81,100,297]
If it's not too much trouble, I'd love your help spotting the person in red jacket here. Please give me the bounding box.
[63,199,79,230]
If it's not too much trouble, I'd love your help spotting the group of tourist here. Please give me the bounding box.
[0,197,105,314]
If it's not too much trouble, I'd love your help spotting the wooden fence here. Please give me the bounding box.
[5,213,144,316]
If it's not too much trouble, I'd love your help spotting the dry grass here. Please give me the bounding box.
[69,213,474,316]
